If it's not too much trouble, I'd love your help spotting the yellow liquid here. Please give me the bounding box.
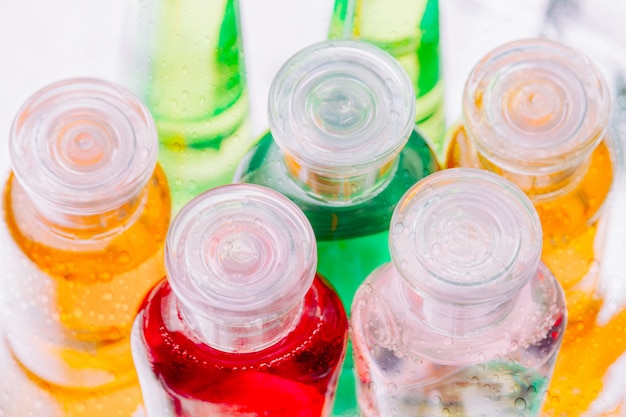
[1,165,170,414]
[447,124,624,416]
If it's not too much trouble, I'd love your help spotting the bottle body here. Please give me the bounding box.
[352,263,565,417]
[132,275,348,417]
[329,0,445,158]
[1,166,170,389]
[138,0,252,213]
[444,39,622,415]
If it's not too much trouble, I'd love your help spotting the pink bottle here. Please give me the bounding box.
[351,168,566,416]
[131,184,349,416]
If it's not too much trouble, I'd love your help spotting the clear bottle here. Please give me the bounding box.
[0,78,171,413]
[131,184,349,417]
[135,0,252,213]
[352,168,567,417]
[234,40,438,416]
[328,0,445,160]
[445,39,621,415]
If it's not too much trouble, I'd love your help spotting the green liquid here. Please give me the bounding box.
[329,0,446,161]
[236,129,438,416]
[145,0,252,213]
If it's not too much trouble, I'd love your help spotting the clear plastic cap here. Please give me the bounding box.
[165,184,317,351]
[9,78,158,215]
[463,38,609,173]
[391,168,542,306]
[269,40,415,197]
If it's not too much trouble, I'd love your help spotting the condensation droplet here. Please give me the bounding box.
[368,381,377,391]
[388,383,397,392]
[254,218,263,228]
[443,336,453,346]
[389,111,399,120]
[432,395,441,404]
[515,397,526,410]
[442,407,451,417]
[118,251,131,264]
[394,222,405,233]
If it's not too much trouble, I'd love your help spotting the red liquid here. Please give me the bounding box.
[137,274,348,416]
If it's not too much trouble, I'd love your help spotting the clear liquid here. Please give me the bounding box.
[352,264,566,417]
[235,129,438,416]
[329,0,446,160]
[1,165,170,397]
[144,0,253,213]
[446,124,624,416]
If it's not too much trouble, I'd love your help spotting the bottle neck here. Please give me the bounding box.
[177,295,304,353]
[401,277,518,336]
[283,151,398,203]
[34,187,148,241]
[475,144,592,201]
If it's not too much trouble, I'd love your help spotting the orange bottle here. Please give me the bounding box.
[446,38,622,416]
[0,78,170,415]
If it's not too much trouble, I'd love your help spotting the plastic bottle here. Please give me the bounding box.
[135,0,252,213]
[329,0,445,160]
[352,168,566,416]
[445,38,622,415]
[0,78,170,414]
[131,184,348,417]
[234,39,438,416]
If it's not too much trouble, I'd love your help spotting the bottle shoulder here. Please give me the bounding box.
[352,263,566,370]
[237,130,439,239]
[2,165,171,275]
[139,275,348,381]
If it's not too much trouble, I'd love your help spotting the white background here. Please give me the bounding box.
[5,0,625,179]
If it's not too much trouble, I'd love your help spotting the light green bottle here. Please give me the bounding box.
[329,0,445,161]
[140,0,252,213]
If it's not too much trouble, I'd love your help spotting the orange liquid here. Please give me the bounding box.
[447,124,625,416]
[1,165,170,414]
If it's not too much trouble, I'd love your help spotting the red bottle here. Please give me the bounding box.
[131,184,349,417]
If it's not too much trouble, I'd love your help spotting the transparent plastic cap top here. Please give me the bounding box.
[165,184,317,327]
[463,38,610,172]
[9,78,158,214]
[391,168,542,305]
[269,40,416,177]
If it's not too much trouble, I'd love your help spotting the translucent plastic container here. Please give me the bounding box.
[352,168,566,416]
[0,78,171,414]
[131,184,348,416]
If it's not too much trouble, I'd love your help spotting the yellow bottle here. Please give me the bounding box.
[0,78,170,415]
[445,38,622,416]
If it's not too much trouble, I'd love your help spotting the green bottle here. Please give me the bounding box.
[234,40,438,416]
[139,0,252,213]
[329,0,445,162]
